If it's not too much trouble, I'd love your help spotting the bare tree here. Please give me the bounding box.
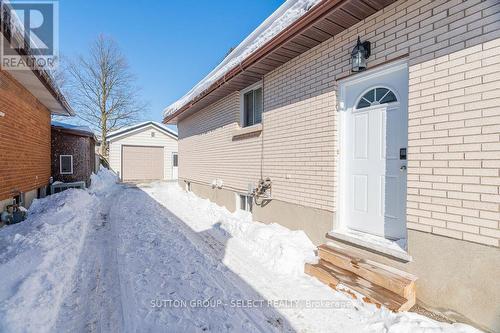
[65,35,147,157]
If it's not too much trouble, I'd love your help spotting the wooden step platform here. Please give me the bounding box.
[305,244,417,312]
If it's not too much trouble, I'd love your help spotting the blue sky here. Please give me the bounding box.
[59,0,284,129]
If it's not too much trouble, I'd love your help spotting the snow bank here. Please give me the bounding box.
[221,216,317,276]
[0,168,117,333]
[89,166,118,194]
[163,0,322,117]
[0,190,96,333]
[143,183,483,333]
[145,183,316,276]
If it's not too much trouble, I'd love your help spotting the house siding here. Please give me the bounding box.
[51,130,95,186]
[108,125,178,180]
[178,0,500,247]
[0,70,51,201]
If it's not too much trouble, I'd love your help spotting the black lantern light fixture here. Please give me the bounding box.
[351,36,371,72]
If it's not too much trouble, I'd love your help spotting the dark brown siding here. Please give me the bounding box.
[0,70,51,200]
[51,129,95,186]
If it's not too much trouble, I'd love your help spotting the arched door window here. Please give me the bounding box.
[356,87,397,109]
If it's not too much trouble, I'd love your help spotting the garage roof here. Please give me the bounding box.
[107,121,178,141]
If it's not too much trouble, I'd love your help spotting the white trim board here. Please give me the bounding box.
[107,122,178,142]
[59,155,73,175]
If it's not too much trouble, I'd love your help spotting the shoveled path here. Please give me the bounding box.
[54,183,293,332]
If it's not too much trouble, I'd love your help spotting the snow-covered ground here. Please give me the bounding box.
[0,169,481,332]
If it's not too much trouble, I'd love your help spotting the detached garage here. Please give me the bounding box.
[107,121,178,182]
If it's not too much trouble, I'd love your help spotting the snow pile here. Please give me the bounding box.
[0,189,97,333]
[143,182,483,333]
[0,175,484,332]
[163,0,322,117]
[0,168,118,333]
[89,166,118,194]
[221,217,317,276]
[145,183,316,276]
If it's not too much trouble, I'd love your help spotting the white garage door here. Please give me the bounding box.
[122,145,164,181]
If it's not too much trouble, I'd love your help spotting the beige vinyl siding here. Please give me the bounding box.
[108,125,178,180]
[177,0,500,246]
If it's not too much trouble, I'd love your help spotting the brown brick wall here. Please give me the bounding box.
[0,70,51,200]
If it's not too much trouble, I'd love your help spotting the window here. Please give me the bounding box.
[151,131,156,137]
[37,187,47,199]
[13,193,24,206]
[356,87,397,109]
[239,194,253,212]
[173,153,178,167]
[242,84,263,127]
[60,155,73,175]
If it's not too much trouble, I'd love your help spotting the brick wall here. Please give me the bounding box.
[0,70,51,200]
[178,92,263,191]
[406,3,500,247]
[177,0,500,245]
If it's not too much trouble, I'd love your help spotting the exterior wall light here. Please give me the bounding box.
[351,36,371,72]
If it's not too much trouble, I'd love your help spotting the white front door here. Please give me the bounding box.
[339,62,408,240]
[172,152,178,179]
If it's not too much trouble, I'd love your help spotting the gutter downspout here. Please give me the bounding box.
[260,75,265,180]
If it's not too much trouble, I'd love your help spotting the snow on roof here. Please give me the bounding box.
[51,121,94,136]
[163,0,322,118]
[106,121,178,140]
[2,4,74,116]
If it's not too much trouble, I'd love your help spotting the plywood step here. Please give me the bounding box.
[318,244,416,299]
[305,244,417,312]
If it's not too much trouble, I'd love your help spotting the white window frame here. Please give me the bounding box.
[238,193,253,213]
[240,81,263,128]
[60,155,74,175]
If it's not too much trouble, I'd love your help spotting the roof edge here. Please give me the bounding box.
[107,121,178,141]
[0,2,74,116]
[163,0,344,124]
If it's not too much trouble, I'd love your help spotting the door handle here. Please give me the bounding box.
[400,165,407,172]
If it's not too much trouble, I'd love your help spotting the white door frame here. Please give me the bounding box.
[336,59,409,235]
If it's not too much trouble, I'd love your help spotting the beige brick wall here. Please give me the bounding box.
[406,5,500,247]
[178,92,263,192]
[177,0,500,246]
